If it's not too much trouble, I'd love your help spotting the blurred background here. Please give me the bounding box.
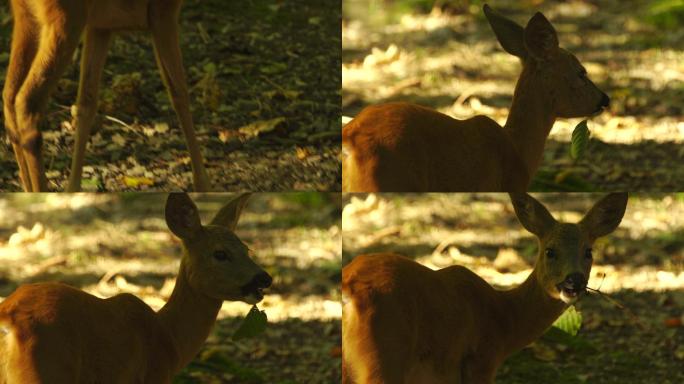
[342,0,684,191]
[0,193,342,384]
[343,193,684,383]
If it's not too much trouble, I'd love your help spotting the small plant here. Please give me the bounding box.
[102,72,144,117]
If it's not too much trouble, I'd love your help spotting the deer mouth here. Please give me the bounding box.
[240,283,265,303]
[590,105,607,117]
[240,273,273,304]
[591,93,611,116]
[556,282,585,304]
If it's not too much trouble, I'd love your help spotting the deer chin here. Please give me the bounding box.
[242,289,264,305]
[589,105,607,117]
[240,282,266,304]
[211,287,263,304]
[557,286,583,304]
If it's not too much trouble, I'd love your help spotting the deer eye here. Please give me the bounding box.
[545,248,556,259]
[585,248,593,260]
[213,250,230,262]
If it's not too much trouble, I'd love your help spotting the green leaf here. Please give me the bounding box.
[552,305,582,336]
[81,178,101,192]
[232,305,268,341]
[570,120,590,160]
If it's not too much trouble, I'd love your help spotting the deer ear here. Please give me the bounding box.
[210,193,251,231]
[509,193,556,237]
[483,4,528,60]
[524,11,558,60]
[166,193,203,240]
[580,193,628,240]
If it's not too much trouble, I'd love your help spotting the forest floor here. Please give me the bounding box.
[343,193,684,383]
[0,194,342,383]
[342,0,684,191]
[0,0,341,191]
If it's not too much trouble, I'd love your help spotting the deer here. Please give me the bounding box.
[342,192,628,383]
[342,4,610,192]
[0,193,272,383]
[2,0,211,192]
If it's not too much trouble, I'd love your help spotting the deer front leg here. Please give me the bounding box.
[150,18,211,192]
[13,19,85,191]
[3,2,38,191]
[67,28,112,192]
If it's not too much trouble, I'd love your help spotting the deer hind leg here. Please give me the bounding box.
[3,2,39,191]
[149,15,211,192]
[66,28,112,192]
[344,301,409,384]
[342,358,353,384]
[3,333,79,384]
[13,15,85,191]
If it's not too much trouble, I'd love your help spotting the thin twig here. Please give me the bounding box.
[104,115,133,130]
[594,272,606,291]
[260,75,286,94]
[103,115,147,140]
[433,236,459,256]
[586,286,647,330]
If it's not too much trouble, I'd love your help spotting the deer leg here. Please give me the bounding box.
[66,28,111,192]
[14,18,85,191]
[150,19,211,191]
[3,3,39,191]
[342,359,351,384]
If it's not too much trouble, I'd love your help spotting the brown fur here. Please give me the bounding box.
[3,0,210,191]
[342,5,609,192]
[0,283,178,383]
[342,103,528,192]
[342,193,627,383]
[0,194,271,383]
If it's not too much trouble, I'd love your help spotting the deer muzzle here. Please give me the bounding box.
[240,272,273,303]
[592,92,610,115]
[556,272,587,303]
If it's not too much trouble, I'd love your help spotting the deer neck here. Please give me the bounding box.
[157,260,222,372]
[496,266,566,357]
[504,64,557,180]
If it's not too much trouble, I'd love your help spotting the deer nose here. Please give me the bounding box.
[563,273,587,292]
[252,272,273,288]
[600,93,610,108]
